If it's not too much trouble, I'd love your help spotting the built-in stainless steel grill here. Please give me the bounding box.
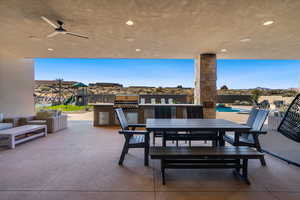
[113,95,139,109]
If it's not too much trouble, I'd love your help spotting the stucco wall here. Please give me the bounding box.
[0,53,35,118]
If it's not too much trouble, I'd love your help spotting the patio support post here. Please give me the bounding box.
[0,52,35,117]
[194,53,217,119]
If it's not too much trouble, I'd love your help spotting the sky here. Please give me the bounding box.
[34,58,300,89]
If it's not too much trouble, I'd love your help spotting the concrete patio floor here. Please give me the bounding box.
[0,116,300,200]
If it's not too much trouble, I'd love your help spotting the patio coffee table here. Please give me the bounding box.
[146,119,251,146]
[0,125,47,149]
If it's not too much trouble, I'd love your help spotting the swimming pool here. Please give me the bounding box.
[216,106,243,112]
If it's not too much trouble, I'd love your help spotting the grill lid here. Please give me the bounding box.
[114,95,139,108]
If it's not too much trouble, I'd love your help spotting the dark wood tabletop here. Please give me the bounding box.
[146,118,250,132]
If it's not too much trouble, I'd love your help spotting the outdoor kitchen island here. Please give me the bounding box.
[92,103,204,126]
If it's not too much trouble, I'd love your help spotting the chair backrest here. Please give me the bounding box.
[186,106,203,118]
[246,108,259,127]
[241,109,269,140]
[115,108,128,130]
[155,106,172,118]
[251,109,269,131]
[278,94,300,142]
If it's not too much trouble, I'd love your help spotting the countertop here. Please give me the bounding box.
[90,103,202,107]
[139,104,202,107]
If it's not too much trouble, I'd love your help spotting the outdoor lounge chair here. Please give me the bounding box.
[115,108,150,166]
[224,108,269,166]
[261,94,300,165]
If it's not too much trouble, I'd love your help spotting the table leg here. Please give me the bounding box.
[234,132,241,146]
[212,140,217,147]
[144,133,150,166]
[219,131,225,146]
[162,131,166,147]
[9,135,15,149]
[242,159,250,184]
[161,159,166,185]
[44,126,48,136]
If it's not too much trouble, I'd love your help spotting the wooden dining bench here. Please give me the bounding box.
[150,146,263,185]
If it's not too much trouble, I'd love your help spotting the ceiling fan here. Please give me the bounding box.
[41,16,88,39]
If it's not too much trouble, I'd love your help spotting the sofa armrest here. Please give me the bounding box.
[128,124,146,130]
[44,116,56,124]
[248,129,268,135]
[3,118,18,127]
[59,115,68,120]
[44,115,68,133]
[119,130,150,135]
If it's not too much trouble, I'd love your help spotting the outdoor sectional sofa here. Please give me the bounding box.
[19,111,68,133]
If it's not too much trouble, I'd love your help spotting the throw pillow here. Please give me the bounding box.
[36,111,54,119]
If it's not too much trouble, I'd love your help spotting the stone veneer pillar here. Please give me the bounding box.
[194,53,217,119]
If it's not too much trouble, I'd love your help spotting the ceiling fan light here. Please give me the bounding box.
[240,38,251,42]
[263,20,274,26]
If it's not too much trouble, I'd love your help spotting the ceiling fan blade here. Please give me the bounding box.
[47,31,60,38]
[66,32,89,39]
[41,16,58,28]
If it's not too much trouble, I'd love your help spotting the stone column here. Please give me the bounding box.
[194,53,217,119]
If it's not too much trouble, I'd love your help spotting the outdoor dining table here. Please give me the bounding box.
[146,118,251,147]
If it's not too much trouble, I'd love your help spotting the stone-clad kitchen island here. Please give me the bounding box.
[92,103,204,126]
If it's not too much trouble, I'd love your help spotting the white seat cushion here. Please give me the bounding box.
[28,120,47,125]
[0,123,13,130]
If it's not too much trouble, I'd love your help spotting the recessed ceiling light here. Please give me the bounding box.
[47,48,54,51]
[263,20,274,26]
[240,38,251,42]
[221,49,227,52]
[126,20,134,26]
[135,48,141,52]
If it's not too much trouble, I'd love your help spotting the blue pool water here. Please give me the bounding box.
[216,106,242,112]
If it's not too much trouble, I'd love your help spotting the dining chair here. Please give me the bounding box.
[224,108,269,166]
[115,108,150,166]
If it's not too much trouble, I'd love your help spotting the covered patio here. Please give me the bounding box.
[1,0,300,199]
[1,0,300,118]
[0,115,300,200]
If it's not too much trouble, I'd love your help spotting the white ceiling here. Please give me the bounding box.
[1,0,300,59]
